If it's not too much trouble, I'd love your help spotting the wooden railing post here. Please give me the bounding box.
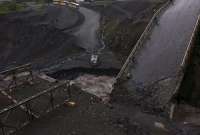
[1,127,5,135]
[50,91,54,110]
[0,120,6,135]
[25,102,34,121]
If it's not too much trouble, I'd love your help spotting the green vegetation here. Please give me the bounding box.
[101,19,147,62]
[0,1,25,15]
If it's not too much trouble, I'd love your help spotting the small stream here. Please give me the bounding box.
[73,7,104,53]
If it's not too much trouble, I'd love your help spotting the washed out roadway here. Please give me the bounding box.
[123,0,200,89]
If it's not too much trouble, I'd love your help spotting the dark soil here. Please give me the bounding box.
[178,27,200,106]
[0,7,84,71]
[0,93,13,110]
[15,86,127,135]
[15,85,200,135]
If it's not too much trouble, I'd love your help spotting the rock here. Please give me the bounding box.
[154,122,168,131]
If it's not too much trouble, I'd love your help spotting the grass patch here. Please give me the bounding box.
[0,1,25,15]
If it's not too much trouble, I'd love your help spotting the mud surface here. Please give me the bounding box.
[15,85,200,135]
[74,7,102,53]
[0,93,12,110]
[0,6,84,71]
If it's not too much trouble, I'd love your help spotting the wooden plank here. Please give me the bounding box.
[37,73,57,83]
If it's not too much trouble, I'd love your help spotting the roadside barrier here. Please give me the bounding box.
[0,81,70,135]
[0,63,33,91]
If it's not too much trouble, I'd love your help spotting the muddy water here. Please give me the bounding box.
[74,7,102,53]
[49,7,116,100]
[72,74,115,102]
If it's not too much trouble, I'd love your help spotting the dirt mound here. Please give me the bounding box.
[0,13,84,70]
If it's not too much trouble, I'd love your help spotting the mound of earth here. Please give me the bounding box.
[0,10,84,70]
